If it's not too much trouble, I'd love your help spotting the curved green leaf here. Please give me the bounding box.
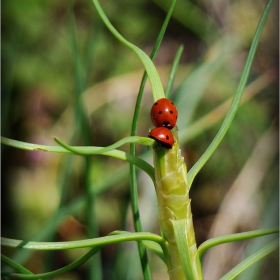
[172,219,203,280]
[187,0,275,188]
[1,136,155,181]
[1,233,168,279]
[220,238,279,280]
[2,246,101,279]
[108,232,166,262]
[1,232,166,251]
[196,227,278,262]
[1,254,34,275]
[54,136,154,155]
[91,0,165,102]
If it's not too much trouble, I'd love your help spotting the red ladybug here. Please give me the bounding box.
[148,127,175,149]
[150,98,178,129]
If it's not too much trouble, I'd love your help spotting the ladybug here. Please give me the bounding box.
[150,98,178,129]
[148,127,175,149]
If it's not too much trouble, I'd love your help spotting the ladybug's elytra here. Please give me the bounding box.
[150,98,178,129]
[148,127,175,149]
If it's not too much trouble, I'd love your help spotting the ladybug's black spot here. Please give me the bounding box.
[154,102,158,106]
[166,135,170,140]
[163,121,170,126]
[158,111,163,114]
[171,102,174,105]
[170,110,173,114]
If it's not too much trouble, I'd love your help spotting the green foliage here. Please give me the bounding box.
[1,0,278,279]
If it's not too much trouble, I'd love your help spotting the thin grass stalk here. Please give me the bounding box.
[187,0,275,188]
[129,1,177,278]
[67,3,102,279]
[165,45,184,99]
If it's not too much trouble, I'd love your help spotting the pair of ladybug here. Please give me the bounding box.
[148,98,178,149]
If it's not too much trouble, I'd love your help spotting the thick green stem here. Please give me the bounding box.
[152,127,200,280]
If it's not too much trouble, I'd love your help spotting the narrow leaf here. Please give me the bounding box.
[172,219,203,280]
[1,232,166,251]
[1,137,155,181]
[91,0,165,101]
[220,239,279,280]
[165,45,184,99]
[196,227,279,261]
[187,0,275,188]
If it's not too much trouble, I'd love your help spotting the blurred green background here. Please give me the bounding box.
[1,0,278,279]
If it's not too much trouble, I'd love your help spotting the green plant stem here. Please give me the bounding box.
[153,0,218,44]
[151,128,201,280]
[1,136,154,154]
[1,232,168,278]
[129,1,177,279]
[55,136,154,154]
[1,232,166,251]
[71,3,102,278]
[1,137,155,181]
[2,232,167,279]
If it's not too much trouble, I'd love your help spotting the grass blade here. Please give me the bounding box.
[220,239,279,280]
[172,219,203,280]
[196,227,279,262]
[91,0,165,101]
[1,137,155,181]
[187,0,275,188]
[165,45,184,99]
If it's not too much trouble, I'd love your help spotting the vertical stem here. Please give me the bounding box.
[152,127,200,280]
[68,2,102,279]
[129,1,177,278]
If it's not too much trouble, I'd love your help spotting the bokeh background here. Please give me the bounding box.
[2,0,279,279]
